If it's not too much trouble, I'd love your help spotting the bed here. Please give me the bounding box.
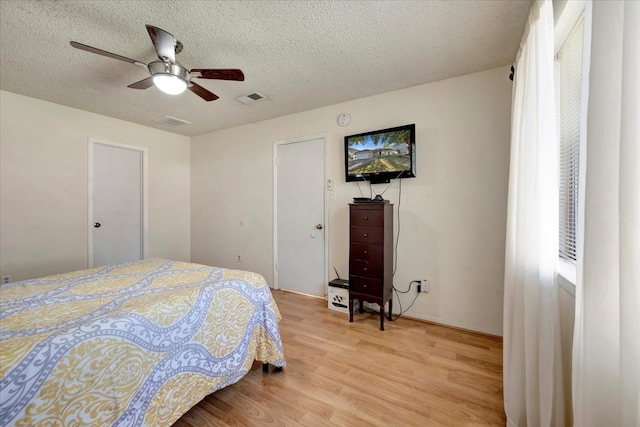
[0,259,285,426]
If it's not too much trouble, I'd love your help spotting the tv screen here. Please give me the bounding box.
[344,124,416,184]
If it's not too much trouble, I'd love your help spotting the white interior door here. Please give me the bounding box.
[90,141,146,267]
[275,136,326,297]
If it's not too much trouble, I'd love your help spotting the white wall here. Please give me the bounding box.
[0,91,191,281]
[559,284,576,426]
[191,67,512,335]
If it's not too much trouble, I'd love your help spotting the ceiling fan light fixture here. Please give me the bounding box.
[153,74,187,95]
[71,26,244,102]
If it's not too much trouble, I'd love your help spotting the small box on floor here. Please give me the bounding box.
[328,279,349,314]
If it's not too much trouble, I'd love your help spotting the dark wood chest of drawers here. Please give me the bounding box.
[348,203,393,330]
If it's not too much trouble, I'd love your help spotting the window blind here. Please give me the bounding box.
[556,15,584,263]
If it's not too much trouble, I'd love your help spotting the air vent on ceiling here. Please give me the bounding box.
[235,92,267,105]
[153,115,192,127]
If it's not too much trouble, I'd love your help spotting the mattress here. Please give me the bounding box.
[0,259,285,426]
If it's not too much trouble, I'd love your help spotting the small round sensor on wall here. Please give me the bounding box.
[337,112,351,126]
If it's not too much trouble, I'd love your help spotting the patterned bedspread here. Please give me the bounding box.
[0,259,285,426]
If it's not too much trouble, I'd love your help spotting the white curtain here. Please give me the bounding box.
[503,0,565,425]
[573,1,640,426]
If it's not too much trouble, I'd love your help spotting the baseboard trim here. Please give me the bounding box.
[397,313,503,342]
[276,288,326,300]
[274,288,503,341]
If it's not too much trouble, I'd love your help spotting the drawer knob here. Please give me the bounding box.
[364,267,368,271]
[363,233,368,237]
[363,216,369,220]
[364,251,368,254]
[363,284,367,288]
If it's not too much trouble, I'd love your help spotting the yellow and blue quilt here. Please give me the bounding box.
[0,259,285,426]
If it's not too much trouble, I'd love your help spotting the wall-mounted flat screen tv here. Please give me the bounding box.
[344,123,416,184]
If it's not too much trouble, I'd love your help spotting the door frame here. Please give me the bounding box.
[272,133,329,295]
[87,138,149,268]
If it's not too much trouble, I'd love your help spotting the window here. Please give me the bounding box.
[556,15,584,264]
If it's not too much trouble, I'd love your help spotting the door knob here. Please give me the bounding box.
[94,222,101,228]
[316,224,324,230]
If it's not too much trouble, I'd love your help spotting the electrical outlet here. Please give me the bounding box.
[2,275,10,284]
[237,254,242,263]
[422,279,430,293]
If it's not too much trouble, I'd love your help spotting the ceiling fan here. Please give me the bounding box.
[70,25,244,101]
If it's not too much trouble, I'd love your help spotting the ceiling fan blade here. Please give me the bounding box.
[70,41,146,67]
[191,69,245,81]
[128,77,154,90]
[188,82,219,101]
[146,25,175,63]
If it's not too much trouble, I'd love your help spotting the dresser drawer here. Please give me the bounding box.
[349,276,382,296]
[350,208,384,227]
[350,242,383,262]
[350,226,384,244]
[350,259,383,278]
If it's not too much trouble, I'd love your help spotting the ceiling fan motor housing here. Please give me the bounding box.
[148,61,190,82]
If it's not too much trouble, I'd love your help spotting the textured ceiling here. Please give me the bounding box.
[0,1,531,137]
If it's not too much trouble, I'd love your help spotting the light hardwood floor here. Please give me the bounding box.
[173,290,505,426]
